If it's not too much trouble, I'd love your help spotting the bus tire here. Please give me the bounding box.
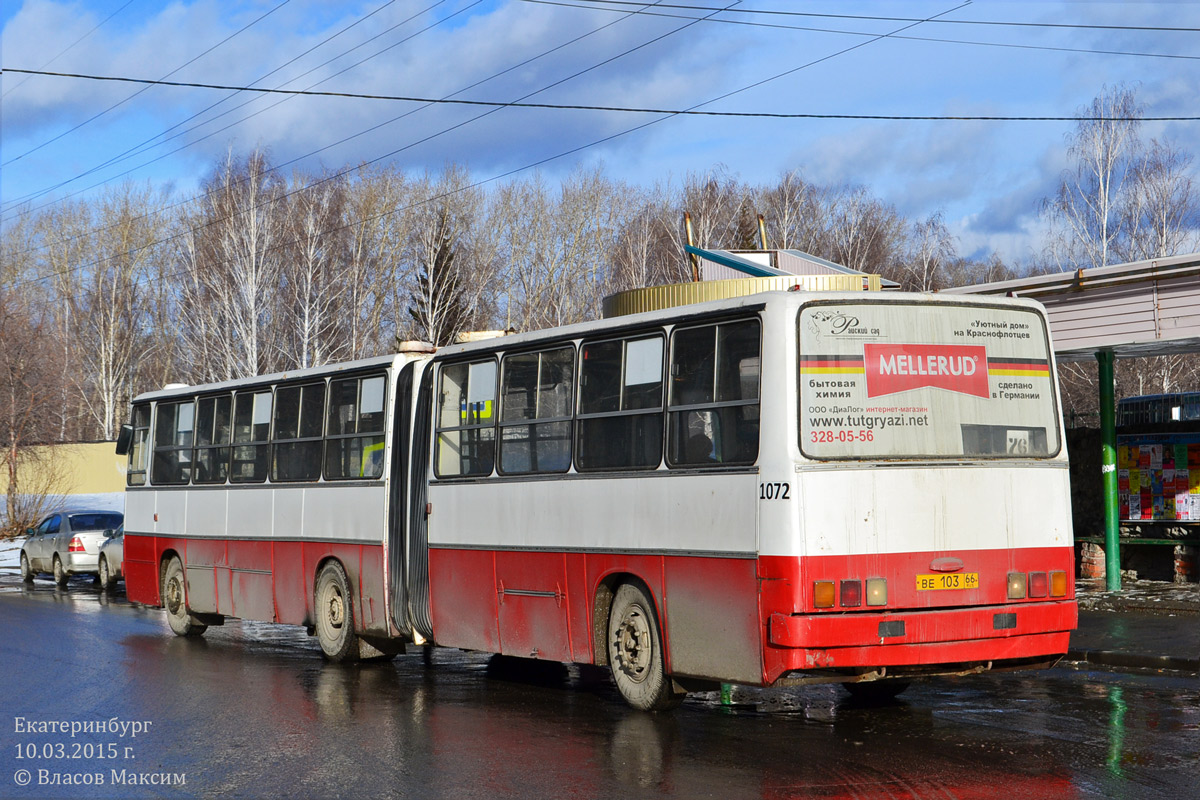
[842,680,910,702]
[162,556,207,637]
[52,555,68,587]
[607,582,684,712]
[315,562,360,663]
[20,552,34,583]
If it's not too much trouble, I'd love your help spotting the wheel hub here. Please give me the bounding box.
[325,588,344,629]
[166,577,183,615]
[613,606,652,683]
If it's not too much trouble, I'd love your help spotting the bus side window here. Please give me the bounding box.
[325,375,387,480]
[576,335,664,471]
[127,405,151,486]
[194,395,232,484]
[667,319,761,468]
[272,382,325,482]
[151,399,195,485]
[435,361,496,478]
[499,346,574,475]
[231,390,272,483]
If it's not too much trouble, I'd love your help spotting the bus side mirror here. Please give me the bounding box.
[115,425,133,456]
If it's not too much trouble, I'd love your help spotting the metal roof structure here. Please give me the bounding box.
[689,246,901,289]
[941,253,1200,362]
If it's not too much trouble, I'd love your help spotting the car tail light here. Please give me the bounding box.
[1007,571,1027,599]
[839,580,862,608]
[1028,571,1048,598]
[1050,570,1068,597]
[813,581,835,608]
[866,578,888,606]
[68,537,85,553]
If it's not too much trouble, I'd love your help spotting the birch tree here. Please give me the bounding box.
[178,149,286,381]
[1043,86,1142,270]
[901,211,957,291]
[280,171,351,369]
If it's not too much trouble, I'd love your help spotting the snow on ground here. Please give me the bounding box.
[0,536,25,569]
[0,493,124,570]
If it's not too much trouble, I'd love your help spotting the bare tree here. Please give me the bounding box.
[610,184,685,292]
[344,163,414,358]
[0,288,68,535]
[1120,139,1199,262]
[280,171,352,369]
[494,166,626,331]
[901,211,957,291]
[178,149,286,381]
[824,186,905,277]
[759,169,824,253]
[1042,85,1143,270]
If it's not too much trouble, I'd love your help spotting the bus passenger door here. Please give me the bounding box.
[387,364,413,636]
[404,365,435,641]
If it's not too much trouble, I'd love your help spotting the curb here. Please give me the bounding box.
[1066,649,1200,674]
[1079,599,1200,615]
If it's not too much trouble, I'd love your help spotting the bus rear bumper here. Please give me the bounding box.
[766,600,1077,674]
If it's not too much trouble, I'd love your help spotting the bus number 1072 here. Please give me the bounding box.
[759,482,791,500]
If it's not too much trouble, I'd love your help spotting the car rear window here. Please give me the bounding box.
[69,513,124,532]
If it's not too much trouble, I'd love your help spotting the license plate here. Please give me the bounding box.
[916,573,979,591]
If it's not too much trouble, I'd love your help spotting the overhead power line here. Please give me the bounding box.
[9,68,1198,122]
[560,0,1200,32]
[2,0,732,261]
[1,0,465,214]
[1,0,138,100]
[4,1,970,290]
[520,0,1200,62]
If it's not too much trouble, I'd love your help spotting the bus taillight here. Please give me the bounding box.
[1028,572,1048,598]
[1007,572,1027,599]
[865,578,887,606]
[840,580,862,607]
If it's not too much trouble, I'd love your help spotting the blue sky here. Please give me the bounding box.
[2,0,1199,264]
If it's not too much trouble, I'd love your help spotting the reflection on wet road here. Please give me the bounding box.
[2,575,1198,799]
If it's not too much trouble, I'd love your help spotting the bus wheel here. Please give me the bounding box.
[315,562,360,663]
[52,555,69,587]
[842,680,910,702]
[162,556,207,637]
[607,583,684,712]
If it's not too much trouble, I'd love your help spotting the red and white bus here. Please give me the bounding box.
[118,290,1076,710]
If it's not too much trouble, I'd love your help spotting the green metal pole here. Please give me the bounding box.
[1097,349,1120,591]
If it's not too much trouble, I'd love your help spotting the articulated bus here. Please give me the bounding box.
[117,290,1077,710]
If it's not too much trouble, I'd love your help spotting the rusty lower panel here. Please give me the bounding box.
[123,533,390,636]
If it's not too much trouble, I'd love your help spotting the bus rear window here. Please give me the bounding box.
[798,302,1060,460]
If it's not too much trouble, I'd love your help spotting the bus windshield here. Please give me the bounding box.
[799,301,1061,460]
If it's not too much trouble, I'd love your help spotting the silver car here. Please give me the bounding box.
[20,510,125,587]
[98,525,124,591]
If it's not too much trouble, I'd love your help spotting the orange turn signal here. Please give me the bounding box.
[814,580,835,608]
[1050,570,1067,597]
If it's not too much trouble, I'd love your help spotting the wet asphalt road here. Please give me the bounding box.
[1,574,1198,800]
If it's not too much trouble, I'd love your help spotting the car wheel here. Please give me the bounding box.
[314,561,361,663]
[607,582,685,712]
[162,556,206,637]
[19,552,34,583]
[99,557,115,591]
[52,555,69,587]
